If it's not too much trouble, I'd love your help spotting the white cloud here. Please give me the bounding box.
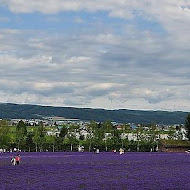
[2,1,190,23]
[1,0,190,112]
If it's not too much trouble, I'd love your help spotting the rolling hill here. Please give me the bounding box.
[0,103,188,124]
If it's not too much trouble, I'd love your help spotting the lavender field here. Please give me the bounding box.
[0,152,190,190]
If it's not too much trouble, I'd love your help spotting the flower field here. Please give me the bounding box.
[0,152,190,190]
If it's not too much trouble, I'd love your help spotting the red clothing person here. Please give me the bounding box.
[15,155,21,165]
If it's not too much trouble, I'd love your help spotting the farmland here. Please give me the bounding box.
[0,152,190,190]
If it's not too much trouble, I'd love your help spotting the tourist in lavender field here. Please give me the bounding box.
[112,149,116,153]
[119,148,124,155]
[10,156,16,166]
[15,154,21,165]
[96,148,99,154]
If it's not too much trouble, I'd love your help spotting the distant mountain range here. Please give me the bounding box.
[0,103,189,124]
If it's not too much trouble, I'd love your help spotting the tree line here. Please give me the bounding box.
[1,113,190,153]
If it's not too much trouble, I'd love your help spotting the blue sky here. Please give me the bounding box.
[0,0,190,111]
[0,4,165,35]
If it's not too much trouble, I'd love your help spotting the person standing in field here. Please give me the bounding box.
[10,156,16,166]
[119,148,124,155]
[96,148,99,154]
[15,154,21,165]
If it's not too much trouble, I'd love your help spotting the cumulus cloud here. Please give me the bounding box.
[0,1,190,111]
[0,26,190,110]
[1,0,190,26]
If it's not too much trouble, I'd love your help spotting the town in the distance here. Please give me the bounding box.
[1,114,190,154]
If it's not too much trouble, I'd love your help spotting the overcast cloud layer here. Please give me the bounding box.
[0,0,190,111]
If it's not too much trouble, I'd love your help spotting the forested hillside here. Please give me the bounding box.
[0,103,188,124]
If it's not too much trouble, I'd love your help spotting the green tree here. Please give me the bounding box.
[66,133,78,151]
[102,121,113,132]
[110,129,122,150]
[64,124,80,151]
[25,133,35,152]
[68,124,80,134]
[185,114,190,140]
[0,120,11,149]
[86,131,93,152]
[148,125,159,151]
[33,121,45,152]
[45,135,56,152]
[15,120,27,150]
[86,121,97,151]
[59,126,68,138]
